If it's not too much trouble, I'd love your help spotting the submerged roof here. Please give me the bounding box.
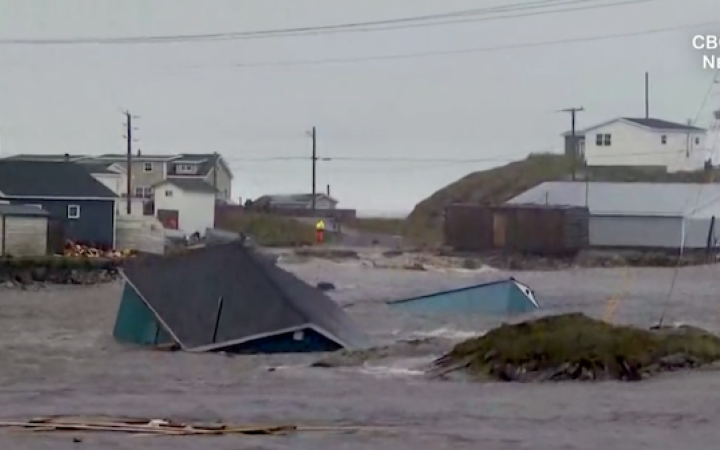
[507,181,720,217]
[387,277,538,316]
[121,242,370,351]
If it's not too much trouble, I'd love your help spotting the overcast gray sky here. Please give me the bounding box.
[0,0,717,214]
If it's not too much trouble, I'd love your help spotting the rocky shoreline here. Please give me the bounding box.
[0,257,121,288]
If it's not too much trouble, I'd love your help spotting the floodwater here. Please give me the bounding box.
[1,260,720,449]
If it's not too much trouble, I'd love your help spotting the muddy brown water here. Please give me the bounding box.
[1,261,720,449]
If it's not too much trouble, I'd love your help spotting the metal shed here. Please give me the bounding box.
[506,182,720,250]
[0,204,51,257]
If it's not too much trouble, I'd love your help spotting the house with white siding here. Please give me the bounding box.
[152,179,217,236]
[563,117,708,173]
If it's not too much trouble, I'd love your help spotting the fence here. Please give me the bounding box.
[215,205,357,228]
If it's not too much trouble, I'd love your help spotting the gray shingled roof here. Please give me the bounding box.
[621,118,705,131]
[506,182,720,217]
[0,204,51,217]
[0,161,117,198]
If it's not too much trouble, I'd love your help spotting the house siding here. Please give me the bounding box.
[0,215,48,257]
[583,121,706,172]
[589,215,716,249]
[114,283,174,346]
[153,185,215,235]
[110,160,166,197]
[5,198,115,248]
[388,280,538,316]
[203,166,232,200]
[91,173,124,196]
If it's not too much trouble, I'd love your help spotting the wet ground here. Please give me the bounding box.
[1,261,720,449]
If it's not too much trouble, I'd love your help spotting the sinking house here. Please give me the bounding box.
[112,242,371,353]
[386,278,539,316]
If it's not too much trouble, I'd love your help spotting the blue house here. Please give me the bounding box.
[0,160,117,248]
[114,241,372,354]
[387,277,540,316]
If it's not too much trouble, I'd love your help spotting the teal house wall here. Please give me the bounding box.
[113,283,174,346]
[387,278,539,316]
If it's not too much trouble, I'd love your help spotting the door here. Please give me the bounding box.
[493,212,507,248]
[157,209,179,230]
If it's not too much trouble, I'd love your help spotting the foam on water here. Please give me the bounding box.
[411,327,483,340]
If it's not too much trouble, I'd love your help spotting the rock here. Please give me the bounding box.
[432,313,720,383]
[316,281,335,291]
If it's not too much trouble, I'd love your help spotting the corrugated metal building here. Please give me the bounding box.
[0,204,50,257]
[506,182,720,249]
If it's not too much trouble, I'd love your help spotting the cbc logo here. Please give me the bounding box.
[692,35,720,50]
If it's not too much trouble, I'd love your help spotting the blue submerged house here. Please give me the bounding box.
[386,277,540,316]
[113,241,371,354]
[0,160,117,248]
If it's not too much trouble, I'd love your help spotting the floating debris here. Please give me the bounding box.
[0,416,397,437]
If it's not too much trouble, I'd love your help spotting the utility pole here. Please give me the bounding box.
[644,72,650,118]
[560,107,584,181]
[123,111,133,215]
[212,151,218,202]
[310,127,317,212]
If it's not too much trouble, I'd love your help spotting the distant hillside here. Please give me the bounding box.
[407,153,716,229]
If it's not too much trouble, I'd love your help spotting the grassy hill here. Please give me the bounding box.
[351,153,716,245]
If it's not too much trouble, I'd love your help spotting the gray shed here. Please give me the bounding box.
[0,204,51,257]
[506,182,720,250]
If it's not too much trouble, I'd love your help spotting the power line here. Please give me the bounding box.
[657,68,720,327]
[223,148,699,165]
[2,20,712,71]
[221,21,719,68]
[0,0,668,45]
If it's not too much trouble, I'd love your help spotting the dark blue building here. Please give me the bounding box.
[0,160,117,248]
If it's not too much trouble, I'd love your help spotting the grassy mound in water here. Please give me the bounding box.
[432,313,720,382]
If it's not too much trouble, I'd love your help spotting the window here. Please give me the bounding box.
[175,164,196,174]
[595,133,611,146]
[661,135,667,144]
[134,186,153,199]
[67,205,80,219]
[143,162,154,172]
[165,190,173,197]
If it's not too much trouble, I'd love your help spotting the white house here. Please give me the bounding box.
[84,162,145,217]
[152,178,216,236]
[563,117,707,172]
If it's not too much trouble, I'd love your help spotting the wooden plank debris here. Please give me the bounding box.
[0,416,395,437]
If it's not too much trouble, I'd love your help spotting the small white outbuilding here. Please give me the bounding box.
[152,179,216,236]
[0,204,51,257]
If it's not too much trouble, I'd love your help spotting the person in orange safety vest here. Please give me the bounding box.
[315,219,325,243]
